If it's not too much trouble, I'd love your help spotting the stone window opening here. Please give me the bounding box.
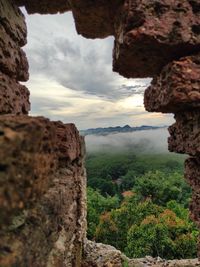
[0,0,200,266]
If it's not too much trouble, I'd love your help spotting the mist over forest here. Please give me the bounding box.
[85,128,170,154]
[85,127,198,260]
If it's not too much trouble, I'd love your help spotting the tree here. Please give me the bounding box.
[120,170,138,191]
[87,187,119,239]
[126,209,198,259]
[95,197,163,251]
[134,171,191,206]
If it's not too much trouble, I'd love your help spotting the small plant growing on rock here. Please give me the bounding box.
[122,259,129,267]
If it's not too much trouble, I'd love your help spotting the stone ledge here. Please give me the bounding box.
[81,240,200,267]
[144,54,200,113]
[0,25,29,81]
[0,115,86,267]
[0,115,83,220]
[113,0,200,78]
[0,0,27,46]
[0,72,30,115]
[14,0,71,14]
[185,157,200,192]
[168,111,200,156]
[70,0,123,39]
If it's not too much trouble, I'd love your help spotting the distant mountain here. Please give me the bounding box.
[80,125,166,136]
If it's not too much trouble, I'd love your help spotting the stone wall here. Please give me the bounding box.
[81,240,199,267]
[113,0,200,78]
[1,0,200,265]
[0,1,86,266]
[0,0,30,114]
[0,116,87,267]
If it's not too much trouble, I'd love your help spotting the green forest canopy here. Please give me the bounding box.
[86,151,198,259]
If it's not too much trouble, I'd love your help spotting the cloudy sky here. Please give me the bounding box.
[22,10,174,130]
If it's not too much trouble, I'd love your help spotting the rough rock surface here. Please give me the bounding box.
[168,111,200,156]
[14,0,71,14]
[81,240,123,267]
[184,158,200,258]
[113,0,200,78]
[15,0,123,39]
[0,72,30,114]
[185,157,200,193]
[69,0,123,39]
[0,0,27,46]
[0,0,29,115]
[0,116,86,267]
[144,54,200,113]
[0,26,28,81]
[128,257,200,267]
[185,156,200,258]
[81,241,200,267]
[0,0,28,81]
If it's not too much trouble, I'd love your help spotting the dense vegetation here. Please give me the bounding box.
[86,151,199,259]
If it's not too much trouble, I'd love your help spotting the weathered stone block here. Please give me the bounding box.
[0,25,29,81]
[0,116,86,267]
[144,54,200,113]
[70,0,123,39]
[113,0,200,78]
[82,240,123,267]
[190,191,200,227]
[0,0,27,46]
[15,0,123,38]
[185,157,200,192]
[168,111,200,156]
[14,0,71,14]
[0,72,30,114]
